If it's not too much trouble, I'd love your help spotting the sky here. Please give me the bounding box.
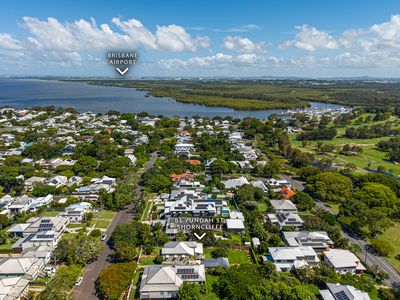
[1,0,400,77]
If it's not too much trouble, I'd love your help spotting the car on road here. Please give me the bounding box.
[75,276,83,286]
[101,234,108,241]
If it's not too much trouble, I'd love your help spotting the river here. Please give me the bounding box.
[0,78,343,118]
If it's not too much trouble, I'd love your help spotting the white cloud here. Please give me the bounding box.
[227,24,262,32]
[222,36,265,53]
[20,16,210,53]
[155,24,210,52]
[0,33,23,50]
[280,25,338,51]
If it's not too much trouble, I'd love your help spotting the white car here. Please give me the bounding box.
[43,266,56,275]
[101,234,108,241]
[75,276,83,286]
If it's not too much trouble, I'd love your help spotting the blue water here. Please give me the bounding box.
[0,78,343,118]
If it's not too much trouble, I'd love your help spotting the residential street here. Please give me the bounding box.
[315,200,400,288]
[73,151,158,300]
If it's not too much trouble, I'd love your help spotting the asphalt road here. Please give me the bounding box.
[315,200,400,288]
[73,152,158,300]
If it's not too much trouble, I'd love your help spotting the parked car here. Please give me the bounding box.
[75,276,83,286]
[43,266,56,275]
[101,234,108,241]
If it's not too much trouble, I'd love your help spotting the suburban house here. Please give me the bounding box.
[221,176,249,189]
[324,249,366,274]
[171,173,194,183]
[23,217,69,235]
[173,180,205,190]
[24,176,46,190]
[139,265,206,299]
[204,257,230,268]
[12,230,62,253]
[7,195,34,213]
[251,180,269,194]
[10,217,69,254]
[267,178,291,188]
[278,187,296,199]
[73,176,116,200]
[0,257,45,281]
[161,242,204,264]
[7,223,30,238]
[267,213,304,229]
[21,245,53,265]
[225,218,245,233]
[47,175,68,188]
[162,190,230,218]
[282,231,334,252]
[266,246,320,272]
[0,276,30,300]
[320,283,370,300]
[174,143,194,156]
[58,202,92,223]
[270,199,298,214]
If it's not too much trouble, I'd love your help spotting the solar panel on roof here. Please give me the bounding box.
[334,291,350,300]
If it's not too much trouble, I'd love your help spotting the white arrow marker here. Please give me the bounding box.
[194,232,206,240]
[116,67,129,75]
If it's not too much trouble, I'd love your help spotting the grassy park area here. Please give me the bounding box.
[377,222,400,273]
[289,113,400,175]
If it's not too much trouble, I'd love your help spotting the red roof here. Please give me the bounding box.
[171,173,194,182]
[280,188,296,199]
[187,160,201,166]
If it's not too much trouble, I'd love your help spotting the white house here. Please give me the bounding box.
[139,265,205,299]
[174,143,194,156]
[0,276,30,300]
[47,175,68,188]
[58,202,92,223]
[161,242,204,264]
[324,249,366,274]
[282,231,334,252]
[267,246,320,272]
[267,213,304,229]
[270,200,298,214]
[320,283,370,300]
[221,177,249,189]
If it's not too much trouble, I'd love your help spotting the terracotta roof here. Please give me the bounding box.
[171,173,194,182]
[280,188,296,199]
[187,160,201,166]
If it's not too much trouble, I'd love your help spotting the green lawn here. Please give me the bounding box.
[96,210,116,219]
[376,222,400,273]
[0,243,13,254]
[141,200,153,221]
[67,223,84,228]
[92,210,116,230]
[43,210,63,217]
[94,220,110,229]
[255,201,268,212]
[139,256,157,265]
[204,248,249,265]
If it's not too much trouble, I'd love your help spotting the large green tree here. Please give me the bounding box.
[307,171,352,203]
[177,282,201,300]
[353,182,399,210]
